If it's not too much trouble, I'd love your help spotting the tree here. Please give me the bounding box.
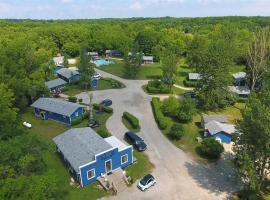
[195,26,237,110]
[169,123,184,140]
[78,46,95,90]
[161,96,179,117]
[233,93,270,192]
[199,138,224,159]
[246,27,270,92]
[123,43,143,78]
[176,97,197,122]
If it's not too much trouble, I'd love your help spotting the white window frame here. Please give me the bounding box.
[121,154,128,165]
[75,112,79,117]
[87,169,95,180]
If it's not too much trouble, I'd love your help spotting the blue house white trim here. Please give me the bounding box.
[53,128,133,187]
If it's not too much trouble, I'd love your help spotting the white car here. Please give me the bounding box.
[23,121,32,128]
[92,72,101,80]
[137,174,156,191]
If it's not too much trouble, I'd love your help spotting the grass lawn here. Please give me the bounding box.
[175,66,193,86]
[142,84,186,96]
[63,77,124,96]
[126,151,154,183]
[121,117,141,133]
[20,108,113,200]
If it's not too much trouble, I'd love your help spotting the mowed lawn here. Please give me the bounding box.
[21,108,153,199]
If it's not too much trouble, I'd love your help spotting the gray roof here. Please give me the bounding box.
[57,68,79,79]
[31,98,84,116]
[205,121,235,136]
[232,72,246,80]
[88,52,98,56]
[202,114,228,124]
[53,128,112,173]
[45,78,67,89]
[188,73,201,80]
[143,56,153,61]
[229,86,251,95]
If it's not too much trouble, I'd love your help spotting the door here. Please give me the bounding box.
[105,160,112,173]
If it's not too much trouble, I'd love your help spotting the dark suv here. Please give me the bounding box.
[124,131,147,151]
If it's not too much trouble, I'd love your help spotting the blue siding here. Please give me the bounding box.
[79,146,133,187]
[70,107,85,121]
[213,131,232,144]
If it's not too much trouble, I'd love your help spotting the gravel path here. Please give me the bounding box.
[76,69,238,200]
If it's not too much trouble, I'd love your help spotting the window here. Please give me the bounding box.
[75,112,78,117]
[121,154,128,164]
[87,169,95,180]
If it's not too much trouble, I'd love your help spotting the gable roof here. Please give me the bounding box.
[53,128,113,173]
[202,114,228,124]
[188,73,201,80]
[205,121,236,136]
[232,72,246,80]
[143,56,153,61]
[104,136,129,151]
[57,68,79,79]
[31,98,84,116]
[45,78,67,90]
[229,86,251,95]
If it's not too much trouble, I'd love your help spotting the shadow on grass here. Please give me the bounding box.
[185,151,241,196]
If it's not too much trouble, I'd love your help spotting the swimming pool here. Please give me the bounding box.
[94,59,113,66]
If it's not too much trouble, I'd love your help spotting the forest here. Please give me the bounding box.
[0,17,270,199]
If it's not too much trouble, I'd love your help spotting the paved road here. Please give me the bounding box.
[76,69,238,200]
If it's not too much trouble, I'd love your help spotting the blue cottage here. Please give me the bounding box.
[53,128,133,187]
[57,68,80,83]
[45,78,67,92]
[31,98,85,125]
[204,120,236,144]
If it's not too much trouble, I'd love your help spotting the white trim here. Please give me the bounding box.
[121,154,128,165]
[105,159,112,173]
[87,169,95,180]
[118,145,133,152]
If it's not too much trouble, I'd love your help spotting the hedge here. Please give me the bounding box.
[183,79,198,87]
[93,103,113,113]
[146,80,170,94]
[123,112,140,129]
[71,111,89,126]
[151,97,169,130]
[68,96,77,103]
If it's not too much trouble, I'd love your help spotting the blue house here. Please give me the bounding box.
[204,120,236,144]
[53,128,133,187]
[31,98,85,125]
[57,68,80,83]
[45,78,67,92]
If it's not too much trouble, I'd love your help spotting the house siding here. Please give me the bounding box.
[79,146,133,187]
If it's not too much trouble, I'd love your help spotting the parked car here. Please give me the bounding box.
[124,131,147,151]
[92,72,101,80]
[137,174,156,191]
[23,121,32,128]
[100,99,112,106]
[88,119,99,128]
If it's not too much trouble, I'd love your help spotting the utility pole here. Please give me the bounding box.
[89,93,93,122]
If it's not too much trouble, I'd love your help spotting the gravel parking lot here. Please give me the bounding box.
[76,69,238,200]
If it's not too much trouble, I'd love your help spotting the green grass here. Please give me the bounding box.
[142,84,186,96]
[63,78,124,96]
[20,108,113,200]
[126,151,154,183]
[121,117,141,133]
[175,66,193,86]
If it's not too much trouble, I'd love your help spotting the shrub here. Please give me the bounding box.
[176,97,197,123]
[169,123,184,140]
[236,97,248,103]
[161,96,179,117]
[183,79,198,87]
[78,98,83,103]
[123,112,140,129]
[93,103,113,113]
[71,116,83,126]
[199,138,224,159]
[82,111,89,119]
[68,96,77,103]
[146,80,170,94]
[151,97,169,130]
[98,130,110,138]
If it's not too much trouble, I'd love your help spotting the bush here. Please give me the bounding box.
[123,112,140,129]
[71,116,83,126]
[98,130,110,138]
[68,96,77,103]
[199,138,224,159]
[169,123,184,140]
[82,111,89,119]
[146,80,170,94]
[151,97,169,130]
[176,97,197,123]
[93,103,113,113]
[236,97,248,103]
[78,98,83,103]
[161,96,179,117]
[183,79,198,87]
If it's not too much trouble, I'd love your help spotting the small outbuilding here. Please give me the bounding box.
[53,127,133,187]
[68,58,77,65]
[31,98,85,124]
[56,68,80,83]
[142,56,154,64]
[204,120,235,144]
[53,56,64,66]
[232,72,247,86]
[45,78,67,92]
[188,73,201,81]
[105,50,121,58]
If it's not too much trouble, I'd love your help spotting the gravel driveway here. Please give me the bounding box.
[76,69,238,200]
